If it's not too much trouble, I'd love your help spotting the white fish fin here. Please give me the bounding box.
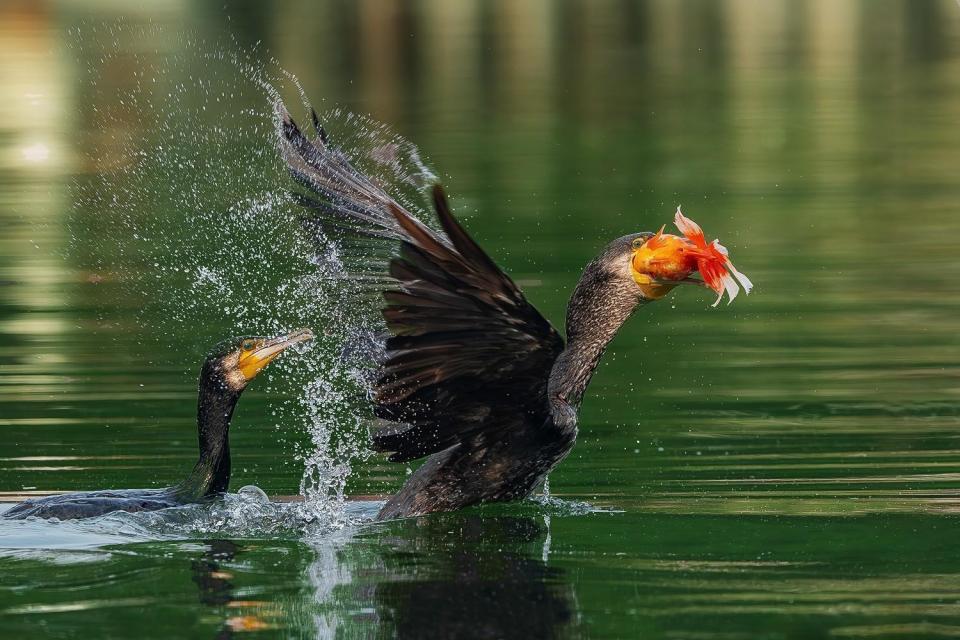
[674,207,704,240]
[722,272,739,305]
[725,260,753,294]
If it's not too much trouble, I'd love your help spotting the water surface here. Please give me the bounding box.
[2,1,960,638]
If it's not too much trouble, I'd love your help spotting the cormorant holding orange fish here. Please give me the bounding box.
[275,100,751,520]
[3,330,313,520]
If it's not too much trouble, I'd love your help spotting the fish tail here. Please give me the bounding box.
[674,206,707,247]
[672,208,752,305]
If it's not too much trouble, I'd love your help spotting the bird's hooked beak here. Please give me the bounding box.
[237,328,314,381]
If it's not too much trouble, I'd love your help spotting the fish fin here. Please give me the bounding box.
[643,224,667,250]
[711,288,724,307]
[712,239,752,295]
[674,207,706,246]
[725,260,753,294]
[722,273,740,304]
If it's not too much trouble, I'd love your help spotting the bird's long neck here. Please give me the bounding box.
[173,366,240,501]
[548,265,645,430]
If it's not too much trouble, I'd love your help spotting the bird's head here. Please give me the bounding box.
[587,231,671,302]
[630,209,753,306]
[202,328,314,393]
[624,231,686,301]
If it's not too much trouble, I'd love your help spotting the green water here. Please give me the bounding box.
[2,1,960,638]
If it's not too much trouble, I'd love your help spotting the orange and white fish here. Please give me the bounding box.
[630,208,753,306]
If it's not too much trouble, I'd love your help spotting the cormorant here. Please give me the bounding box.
[274,100,750,520]
[3,330,313,520]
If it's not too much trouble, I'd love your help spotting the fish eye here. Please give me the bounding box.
[242,340,254,351]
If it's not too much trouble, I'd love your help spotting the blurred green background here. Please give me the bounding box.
[2,1,960,638]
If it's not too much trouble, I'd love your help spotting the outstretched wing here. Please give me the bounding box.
[275,101,564,462]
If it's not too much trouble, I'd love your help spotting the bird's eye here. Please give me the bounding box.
[242,340,254,351]
[632,238,647,250]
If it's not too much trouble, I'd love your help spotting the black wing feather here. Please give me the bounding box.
[275,100,564,463]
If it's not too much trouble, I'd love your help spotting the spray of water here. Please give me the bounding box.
[65,25,440,533]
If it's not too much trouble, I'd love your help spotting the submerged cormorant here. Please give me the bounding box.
[4,330,313,520]
[275,101,750,520]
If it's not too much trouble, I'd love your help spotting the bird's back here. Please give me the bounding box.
[3,488,178,520]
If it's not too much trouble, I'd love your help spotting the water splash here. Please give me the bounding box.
[65,25,442,531]
[0,491,382,550]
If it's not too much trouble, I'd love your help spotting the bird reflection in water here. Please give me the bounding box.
[305,515,576,639]
[377,516,574,639]
[191,539,241,607]
[190,539,274,638]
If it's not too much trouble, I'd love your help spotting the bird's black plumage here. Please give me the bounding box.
[4,332,310,520]
[277,103,657,520]
[276,101,656,520]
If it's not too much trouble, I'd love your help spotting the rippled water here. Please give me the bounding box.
[2,1,960,638]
